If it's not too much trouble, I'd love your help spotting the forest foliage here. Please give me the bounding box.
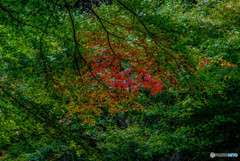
[0,0,240,160]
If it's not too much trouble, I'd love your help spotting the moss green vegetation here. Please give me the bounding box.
[1,0,239,160]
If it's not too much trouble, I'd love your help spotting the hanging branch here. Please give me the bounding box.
[63,0,124,99]
[0,85,97,152]
[63,0,87,89]
[39,0,59,88]
[117,0,177,61]
[0,3,44,31]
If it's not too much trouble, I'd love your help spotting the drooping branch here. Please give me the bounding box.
[0,3,43,31]
[0,85,97,152]
[117,0,177,62]
[39,0,59,88]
